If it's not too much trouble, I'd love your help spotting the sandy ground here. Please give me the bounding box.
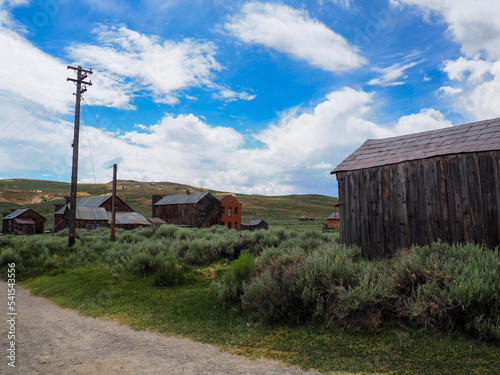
[0,281,323,375]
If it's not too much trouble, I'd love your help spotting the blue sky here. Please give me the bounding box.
[1,0,500,196]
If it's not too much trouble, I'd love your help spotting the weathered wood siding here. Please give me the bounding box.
[154,195,221,228]
[326,219,340,230]
[336,151,500,259]
[2,210,46,235]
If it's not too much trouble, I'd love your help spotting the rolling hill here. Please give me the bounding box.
[0,179,338,229]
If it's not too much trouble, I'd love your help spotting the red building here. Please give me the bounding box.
[218,195,242,231]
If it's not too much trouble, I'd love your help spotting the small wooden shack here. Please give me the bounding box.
[218,195,242,231]
[2,208,46,235]
[331,117,500,259]
[241,219,268,231]
[152,192,221,228]
[326,212,340,230]
[54,194,151,231]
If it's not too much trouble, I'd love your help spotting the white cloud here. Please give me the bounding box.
[225,2,366,72]
[436,86,463,96]
[323,0,352,9]
[0,22,73,114]
[1,85,454,195]
[439,57,500,119]
[67,25,223,107]
[391,0,500,59]
[392,108,452,134]
[368,60,422,86]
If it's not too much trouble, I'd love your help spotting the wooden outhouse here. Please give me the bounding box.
[218,195,242,231]
[326,212,340,230]
[152,192,221,228]
[2,208,46,235]
[241,219,268,231]
[331,117,500,259]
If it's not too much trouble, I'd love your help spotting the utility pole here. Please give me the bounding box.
[67,66,92,247]
[111,164,117,242]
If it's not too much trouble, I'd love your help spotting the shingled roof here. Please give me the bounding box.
[332,117,500,174]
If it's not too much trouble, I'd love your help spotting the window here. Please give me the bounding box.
[228,207,232,217]
[235,222,238,230]
[228,222,232,229]
[235,207,238,215]
[221,207,225,215]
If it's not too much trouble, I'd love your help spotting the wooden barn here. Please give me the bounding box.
[326,212,340,230]
[217,195,242,231]
[152,192,221,228]
[2,208,46,235]
[241,219,268,231]
[54,194,151,231]
[331,117,500,259]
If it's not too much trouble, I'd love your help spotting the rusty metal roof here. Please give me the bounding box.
[148,217,166,224]
[3,208,30,220]
[14,217,35,225]
[109,211,152,226]
[153,192,213,205]
[332,117,500,173]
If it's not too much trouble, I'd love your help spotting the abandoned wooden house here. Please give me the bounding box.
[326,212,340,230]
[241,219,268,231]
[152,192,221,228]
[54,194,151,231]
[2,208,46,235]
[217,195,242,231]
[331,117,500,259]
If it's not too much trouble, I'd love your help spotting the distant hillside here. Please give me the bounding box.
[0,179,338,229]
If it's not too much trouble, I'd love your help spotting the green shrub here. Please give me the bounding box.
[212,250,256,308]
[153,260,188,287]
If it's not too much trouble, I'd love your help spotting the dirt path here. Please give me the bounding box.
[0,281,323,374]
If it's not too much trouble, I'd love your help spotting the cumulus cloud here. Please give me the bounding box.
[439,57,500,119]
[225,2,366,72]
[392,108,452,134]
[67,25,223,106]
[0,21,73,113]
[1,84,455,195]
[391,0,500,59]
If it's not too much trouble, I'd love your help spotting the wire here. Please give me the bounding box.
[82,105,97,185]
[81,97,147,196]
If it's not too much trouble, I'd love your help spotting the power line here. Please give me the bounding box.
[82,105,97,185]
[81,96,147,196]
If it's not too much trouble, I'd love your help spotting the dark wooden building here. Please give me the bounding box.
[241,219,268,231]
[54,194,151,231]
[331,117,500,259]
[2,208,46,235]
[152,192,221,228]
[218,195,242,231]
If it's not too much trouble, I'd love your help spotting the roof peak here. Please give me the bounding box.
[332,117,500,173]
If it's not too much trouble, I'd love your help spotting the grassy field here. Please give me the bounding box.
[20,264,500,375]
[0,178,337,229]
[0,224,499,374]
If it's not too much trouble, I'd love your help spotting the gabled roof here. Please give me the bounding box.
[153,192,214,205]
[55,195,133,215]
[332,117,500,174]
[65,206,109,221]
[109,211,152,226]
[3,208,30,220]
[244,219,266,226]
[327,212,340,220]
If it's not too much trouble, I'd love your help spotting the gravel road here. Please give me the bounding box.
[0,281,324,374]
